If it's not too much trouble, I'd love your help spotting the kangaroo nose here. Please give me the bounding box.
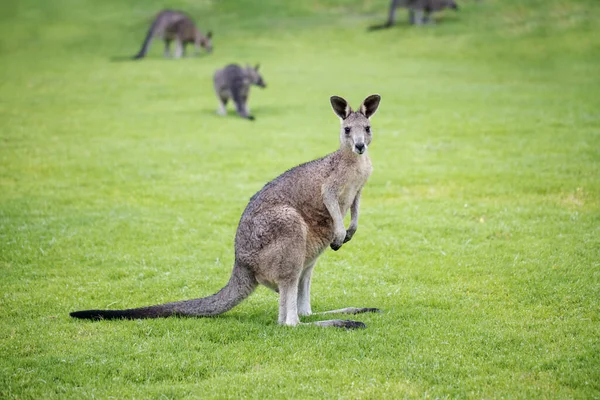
[355,143,365,153]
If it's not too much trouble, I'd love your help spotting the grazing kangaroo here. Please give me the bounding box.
[133,10,213,60]
[214,64,266,121]
[372,0,458,29]
[70,94,382,329]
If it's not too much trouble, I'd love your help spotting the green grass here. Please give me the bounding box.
[1,0,599,398]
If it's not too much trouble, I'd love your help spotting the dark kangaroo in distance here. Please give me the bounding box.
[370,0,458,30]
[133,10,213,59]
[214,64,266,121]
[70,94,382,329]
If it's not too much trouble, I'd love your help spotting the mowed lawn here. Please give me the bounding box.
[1,0,599,398]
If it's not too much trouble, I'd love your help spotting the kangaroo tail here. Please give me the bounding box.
[133,17,161,59]
[70,264,258,320]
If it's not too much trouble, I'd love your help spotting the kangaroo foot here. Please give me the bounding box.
[316,307,381,315]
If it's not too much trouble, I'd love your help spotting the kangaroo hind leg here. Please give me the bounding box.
[217,94,228,116]
[174,39,183,58]
[164,39,172,58]
[272,245,305,327]
[279,278,301,326]
[297,260,316,317]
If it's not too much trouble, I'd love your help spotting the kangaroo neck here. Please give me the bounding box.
[337,147,370,165]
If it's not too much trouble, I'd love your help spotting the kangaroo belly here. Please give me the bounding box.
[302,211,335,261]
[236,205,307,259]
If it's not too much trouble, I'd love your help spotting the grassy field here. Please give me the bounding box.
[1,0,599,398]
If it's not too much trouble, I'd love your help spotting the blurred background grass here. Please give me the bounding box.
[1,0,599,398]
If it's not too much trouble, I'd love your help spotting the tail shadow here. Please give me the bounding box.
[368,23,393,31]
[110,55,138,62]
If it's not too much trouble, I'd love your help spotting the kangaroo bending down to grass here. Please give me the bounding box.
[71,94,381,329]
[371,0,458,29]
[133,10,213,59]
[214,64,266,120]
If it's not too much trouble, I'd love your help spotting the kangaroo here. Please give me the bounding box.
[411,0,459,25]
[70,94,382,329]
[373,0,458,29]
[133,10,213,60]
[214,64,266,121]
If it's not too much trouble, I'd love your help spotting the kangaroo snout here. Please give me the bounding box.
[354,143,366,154]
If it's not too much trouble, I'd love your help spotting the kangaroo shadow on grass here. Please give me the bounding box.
[367,16,459,31]
[109,54,211,62]
[190,105,287,121]
[110,55,136,62]
[368,23,397,31]
[175,312,272,327]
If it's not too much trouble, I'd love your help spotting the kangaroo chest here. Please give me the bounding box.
[336,160,372,214]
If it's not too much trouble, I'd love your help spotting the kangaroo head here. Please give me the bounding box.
[246,64,267,88]
[330,94,381,155]
[199,31,213,53]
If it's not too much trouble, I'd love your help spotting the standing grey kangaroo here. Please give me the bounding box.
[372,0,458,29]
[214,64,266,121]
[133,10,213,60]
[70,94,382,329]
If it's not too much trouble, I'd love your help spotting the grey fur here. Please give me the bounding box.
[213,64,266,120]
[133,9,213,60]
[383,0,458,27]
[70,95,382,329]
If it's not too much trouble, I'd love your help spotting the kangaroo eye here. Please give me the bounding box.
[365,126,371,133]
[344,127,351,134]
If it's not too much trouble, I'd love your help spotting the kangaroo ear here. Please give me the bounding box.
[359,94,381,119]
[207,31,213,39]
[254,63,260,71]
[330,96,352,120]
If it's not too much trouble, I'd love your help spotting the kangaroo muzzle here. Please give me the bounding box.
[354,143,366,154]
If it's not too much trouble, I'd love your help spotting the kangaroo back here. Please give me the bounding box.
[70,264,257,320]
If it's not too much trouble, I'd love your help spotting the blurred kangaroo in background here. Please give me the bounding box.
[214,64,266,120]
[372,0,458,29]
[133,10,213,59]
[71,95,382,329]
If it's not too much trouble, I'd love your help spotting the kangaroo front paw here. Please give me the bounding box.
[331,230,346,251]
[343,227,356,243]
[330,241,342,251]
[330,236,344,251]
